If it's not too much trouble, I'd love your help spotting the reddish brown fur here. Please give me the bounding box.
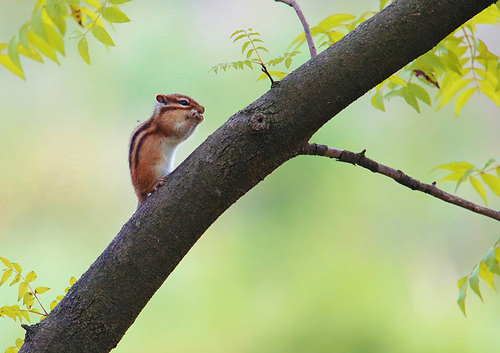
[129,94,204,205]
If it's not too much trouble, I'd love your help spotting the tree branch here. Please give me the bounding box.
[300,143,500,222]
[275,0,317,58]
[19,0,497,351]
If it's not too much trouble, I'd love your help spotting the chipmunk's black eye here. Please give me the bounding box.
[179,100,189,106]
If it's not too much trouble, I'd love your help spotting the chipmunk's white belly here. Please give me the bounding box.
[160,139,180,176]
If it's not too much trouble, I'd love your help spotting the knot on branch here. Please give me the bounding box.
[249,113,269,134]
[22,323,38,342]
[338,149,378,173]
[397,170,420,190]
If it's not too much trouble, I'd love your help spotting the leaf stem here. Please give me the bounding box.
[13,269,49,316]
[83,0,109,37]
[244,30,274,84]
[462,27,480,88]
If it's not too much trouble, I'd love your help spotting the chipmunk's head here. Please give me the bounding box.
[154,94,204,141]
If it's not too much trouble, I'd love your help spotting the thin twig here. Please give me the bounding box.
[259,62,275,84]
[300,143,500,222]
[275,0,317,58]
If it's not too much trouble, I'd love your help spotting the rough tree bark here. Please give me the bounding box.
[19,0,497,351]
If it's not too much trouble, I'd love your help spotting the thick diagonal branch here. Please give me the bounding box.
[301,143,500,222]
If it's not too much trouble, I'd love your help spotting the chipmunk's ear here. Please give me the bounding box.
[156,94,169,105]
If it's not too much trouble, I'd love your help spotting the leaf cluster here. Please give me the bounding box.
[434,159,500,205]
[374,4,500,115]
[0,257,50,322]
[4,339,23,353]
[0,0,132,79]
[457,239,500,315]
[432,160,500,314]
[1,257,77,353]
[290,1,500,116]
[209,29,301,83]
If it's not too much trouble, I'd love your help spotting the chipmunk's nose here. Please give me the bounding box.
[189,109,204,122]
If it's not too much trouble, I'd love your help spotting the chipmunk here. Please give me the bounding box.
[129,94,205,205]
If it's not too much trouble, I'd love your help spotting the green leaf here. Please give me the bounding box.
[46,0,67,36]
[388,75,407,87]
[230,29,244,38]
[380,0,391,10]
[289,33,306,50]
[484,247,500,275]
[259,71,288,82]
[434,161,476,184]
[35,286,51,294]
[19,44,44,62]
[455,87,477,117]
[407,83,432,106]
[65,0,80,4]
[92,25,115,46]
[18,282,29,302]
[12,263,22,273]
[44,24,65,55]
[70,29,84,39]
[384,89,404,100]
[481,174,500,197]
[8,36,22,70]
[285,57,292,68]
[402,88,420,113]
[317,14,357,29]
[16,337,23,349]
[241,41,251,54]
[32,6,48,42]
[469,265,483,302]
[457,277,468,316]
[246,49,254,59]
[232,34,247,43]
[101,7,131,23]
[420,52,447,71]
[1,257,13,269]
[83,0,102,8]
[481,158,499,170]
[256,46,269,53]
[441,51,462,74]
[1,269,13,286]
[371,90,385,111]
[243,60,253,70]
[25,271,37,283]
[257,73,268,81]
[28,30,60,64]
[479,81,500,110]
[479,261,496,291]
[456,167,477,191]
[10,274,21,286]
[78,37,91,65]
[469,177,487,204]
[436,78,474,111]
[19,22,30,51]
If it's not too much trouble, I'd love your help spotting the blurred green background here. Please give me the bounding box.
[1,0,500,351]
